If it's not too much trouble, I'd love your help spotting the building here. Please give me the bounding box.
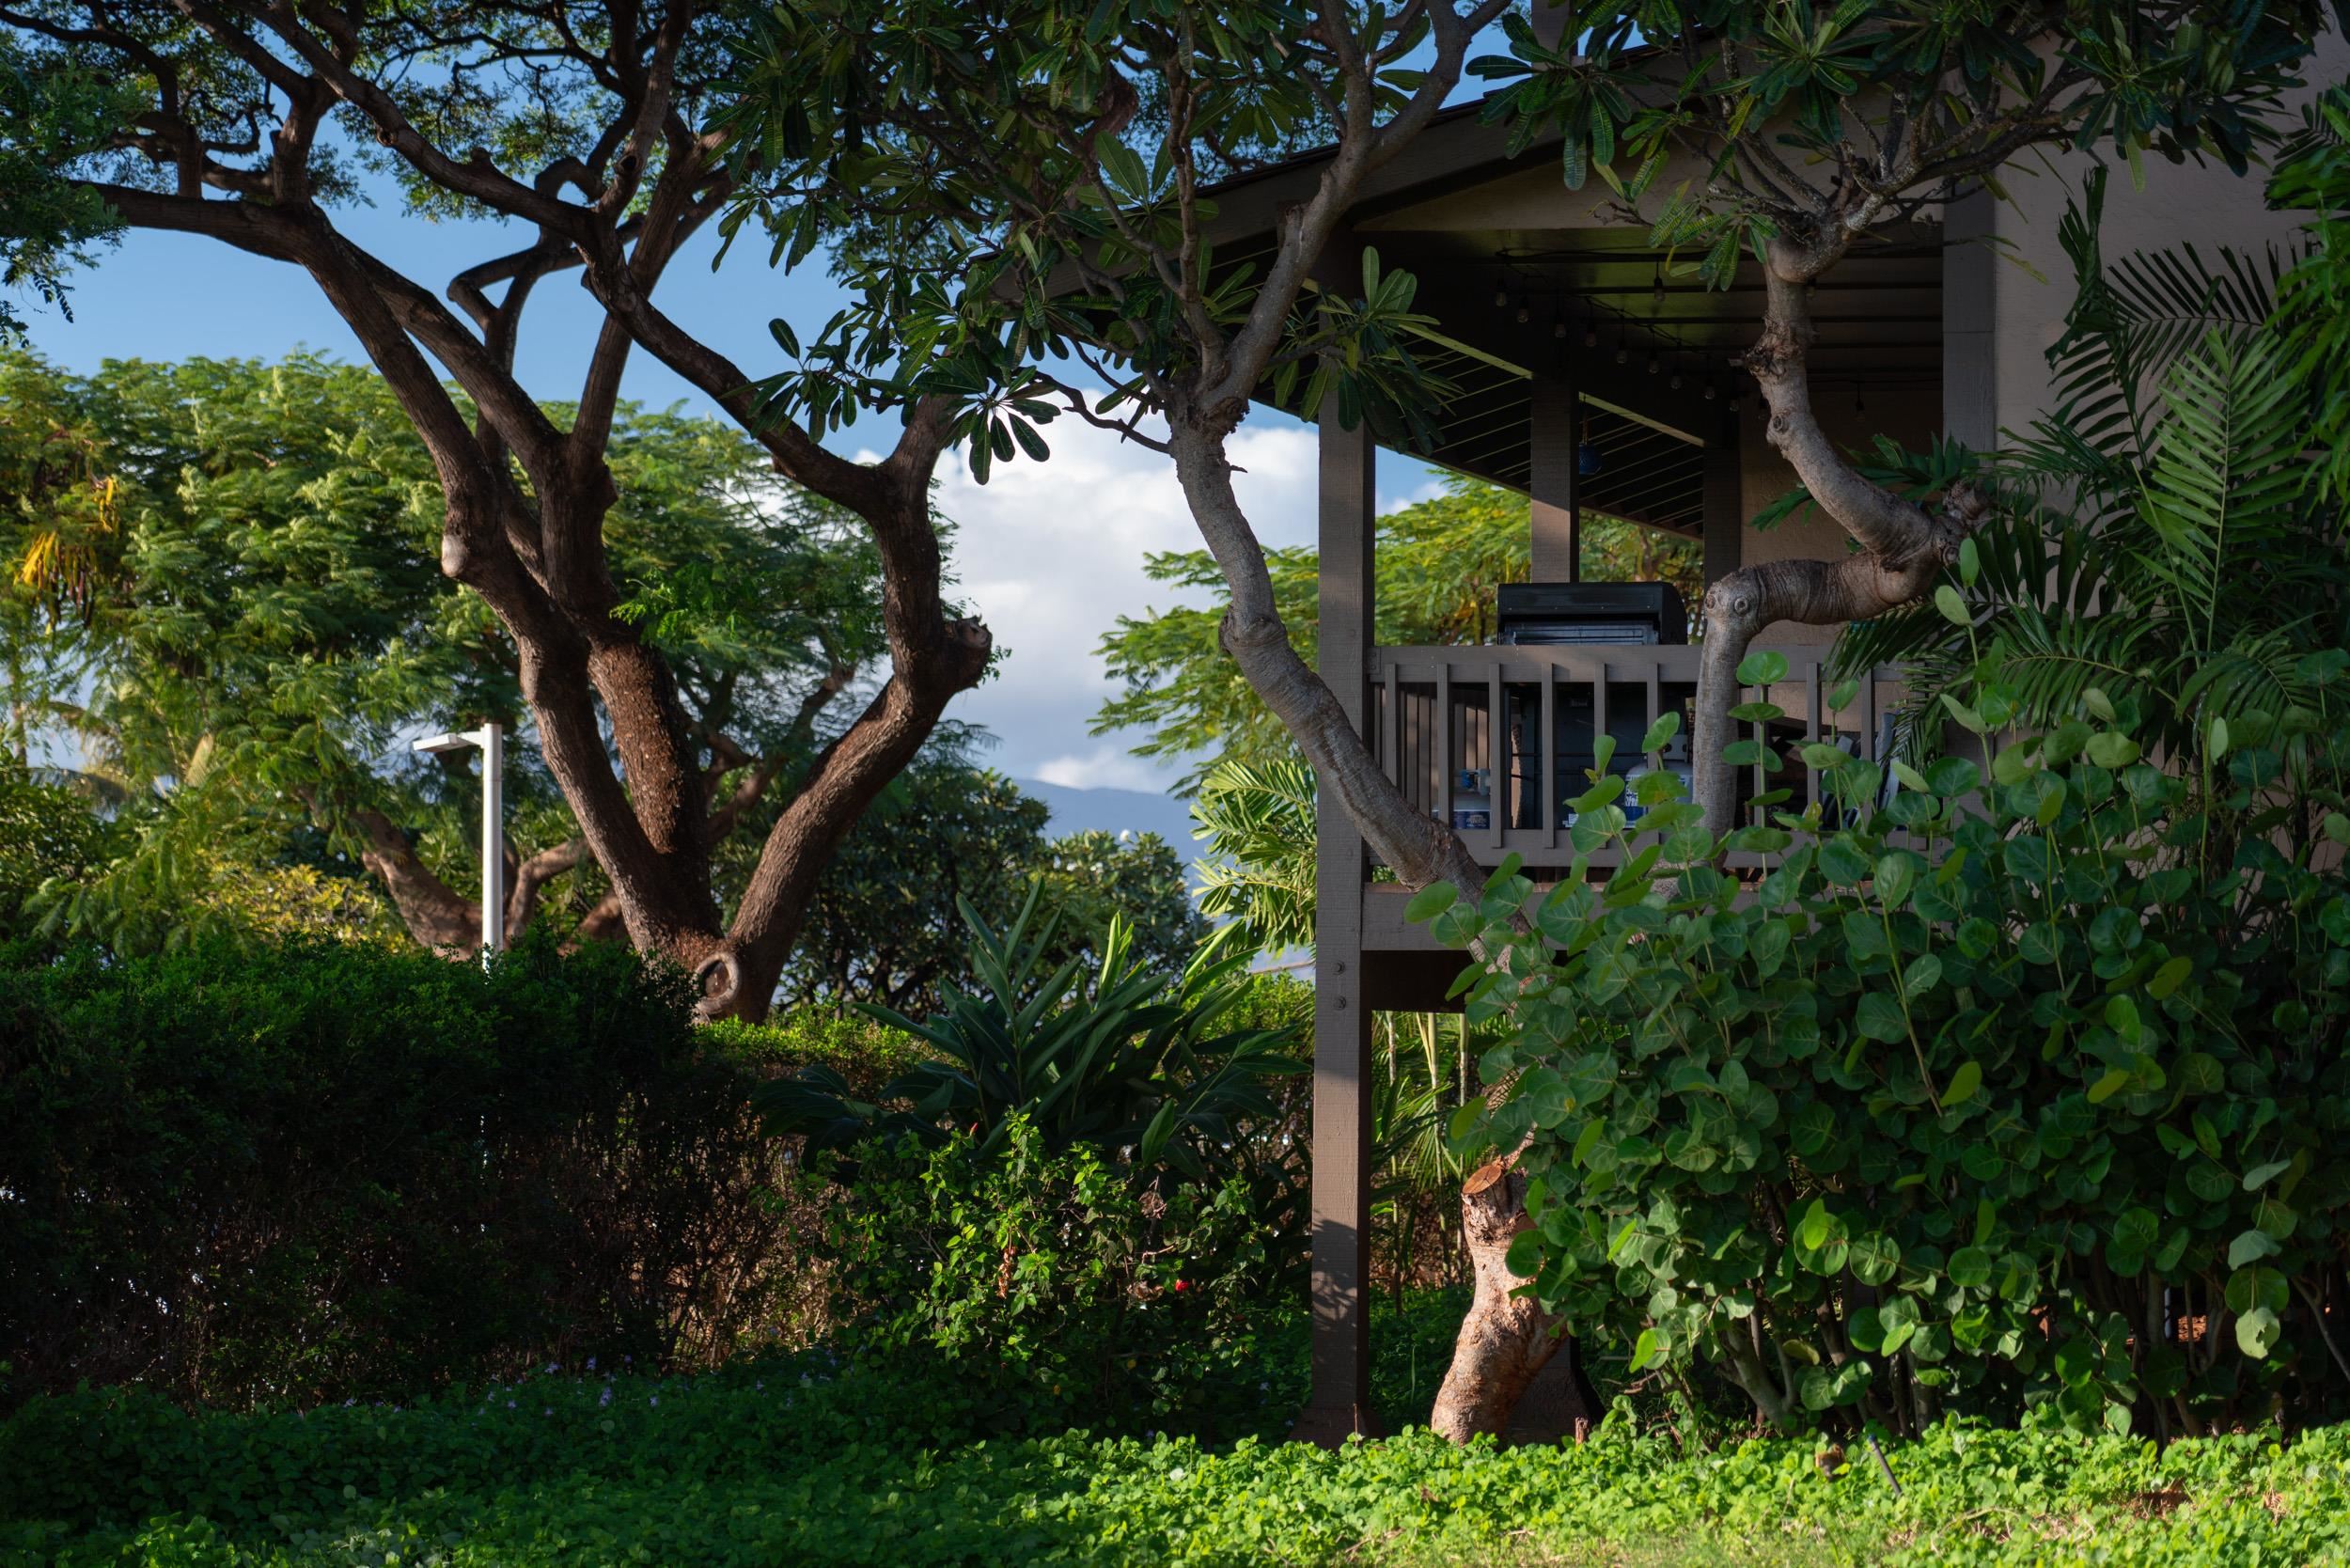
[1202,41,2348,1441]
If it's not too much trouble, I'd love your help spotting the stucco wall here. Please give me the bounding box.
[1975,28,2349,445]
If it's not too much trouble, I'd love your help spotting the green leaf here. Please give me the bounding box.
[1934,585,1972,626]
[2244,1158,2293,1191]
[2174,1053,2224,1096]
[1957,537,1981,587]
[2087,1069,2132,1105]
[2085,731,2140,768]
[1849,1233,1901,1286]
[1640,710,1682,755]
[1736,650,1790,685]
[1903,952,1944,1000]
[1402,883,1459,924]
[1925,757,1981,796]
[1943,1059,1983,1107]
[1873,852,1919,906]
[1856,993,1909,1043]
[2147,956,2193,1000]
[2104,995,2141,1046]
[2237,1305,2281,1358]
[1950,1246,1993,1288]
[2228,1229,2281,1269]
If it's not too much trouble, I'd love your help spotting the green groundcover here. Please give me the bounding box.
[8,1347,2349,1568]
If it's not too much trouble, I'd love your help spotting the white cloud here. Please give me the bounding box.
[1378,474,1448,515]
[1032,745,1174,793]
[920,411,1322,784]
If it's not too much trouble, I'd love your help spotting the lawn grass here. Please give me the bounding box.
[5,1296,2347,1565]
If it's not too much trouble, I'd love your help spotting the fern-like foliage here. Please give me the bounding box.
[1189,755,1316,958]
[1830,162,2348,767]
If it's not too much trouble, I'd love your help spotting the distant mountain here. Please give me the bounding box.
[1019,778,1199,858]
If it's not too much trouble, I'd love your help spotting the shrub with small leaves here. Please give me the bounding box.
[1418,656,2350,1438]
[807,1115,1294,1435]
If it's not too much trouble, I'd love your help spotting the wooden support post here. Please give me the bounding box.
[1529,373,1580,583]
[1700,405,1742,589]
[1297,401,1380,1446]
[1943,189,1997,451]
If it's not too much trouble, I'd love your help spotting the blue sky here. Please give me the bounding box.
[24,186,1437,795]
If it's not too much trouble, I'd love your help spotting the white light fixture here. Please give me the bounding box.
[415,723,506,964]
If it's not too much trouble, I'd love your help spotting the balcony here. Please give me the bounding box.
[1365,642,1904,870]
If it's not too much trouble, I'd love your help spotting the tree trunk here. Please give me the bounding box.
[1429,1157,1566,1440]
[1691,241,1984,828]
[692,614,994,1021]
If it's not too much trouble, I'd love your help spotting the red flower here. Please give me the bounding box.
[1171,1278,1189,1293]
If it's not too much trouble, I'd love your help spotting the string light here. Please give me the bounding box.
[1646,351,1662,375]
[1582,321,1599,349]
[1516,300,1531,323]
[1494,283,1510,307]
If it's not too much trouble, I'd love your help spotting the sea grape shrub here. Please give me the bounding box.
[1418,681,2350,1438]
[807,1115,1292,1435]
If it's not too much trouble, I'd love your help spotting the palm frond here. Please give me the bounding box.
[1189,755,1317,957]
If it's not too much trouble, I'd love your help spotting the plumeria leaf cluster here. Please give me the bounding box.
[711,0,1469,478]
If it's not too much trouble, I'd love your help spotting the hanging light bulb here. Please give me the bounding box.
[1646,351,1662,375]
[1552,317,1568,339]
[1577,416,1604,478]
[1702,381,1718,401]
[1582,320,1600,350]
[1728,394,1743,414]
[1668,361,1684,390]
[1614,329,1629,366]
[1516,301,1531,323]
[1652,266,1667,306]
[1494,282,1510,308]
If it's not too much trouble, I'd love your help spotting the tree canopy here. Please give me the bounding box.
[0,350,892,951]
[782,760,1205,1015]
[0,0,1004,1016]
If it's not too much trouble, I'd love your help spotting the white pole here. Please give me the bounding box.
[478,721,505,963]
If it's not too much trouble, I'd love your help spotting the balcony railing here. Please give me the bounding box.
[1366,643,1904,868]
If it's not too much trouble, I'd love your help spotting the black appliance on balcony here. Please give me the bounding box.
[1496,582,1688,646]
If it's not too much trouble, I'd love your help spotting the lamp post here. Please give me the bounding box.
[414,722,504,963]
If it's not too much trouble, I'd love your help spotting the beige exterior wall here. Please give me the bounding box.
[1974,31,2349,445]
